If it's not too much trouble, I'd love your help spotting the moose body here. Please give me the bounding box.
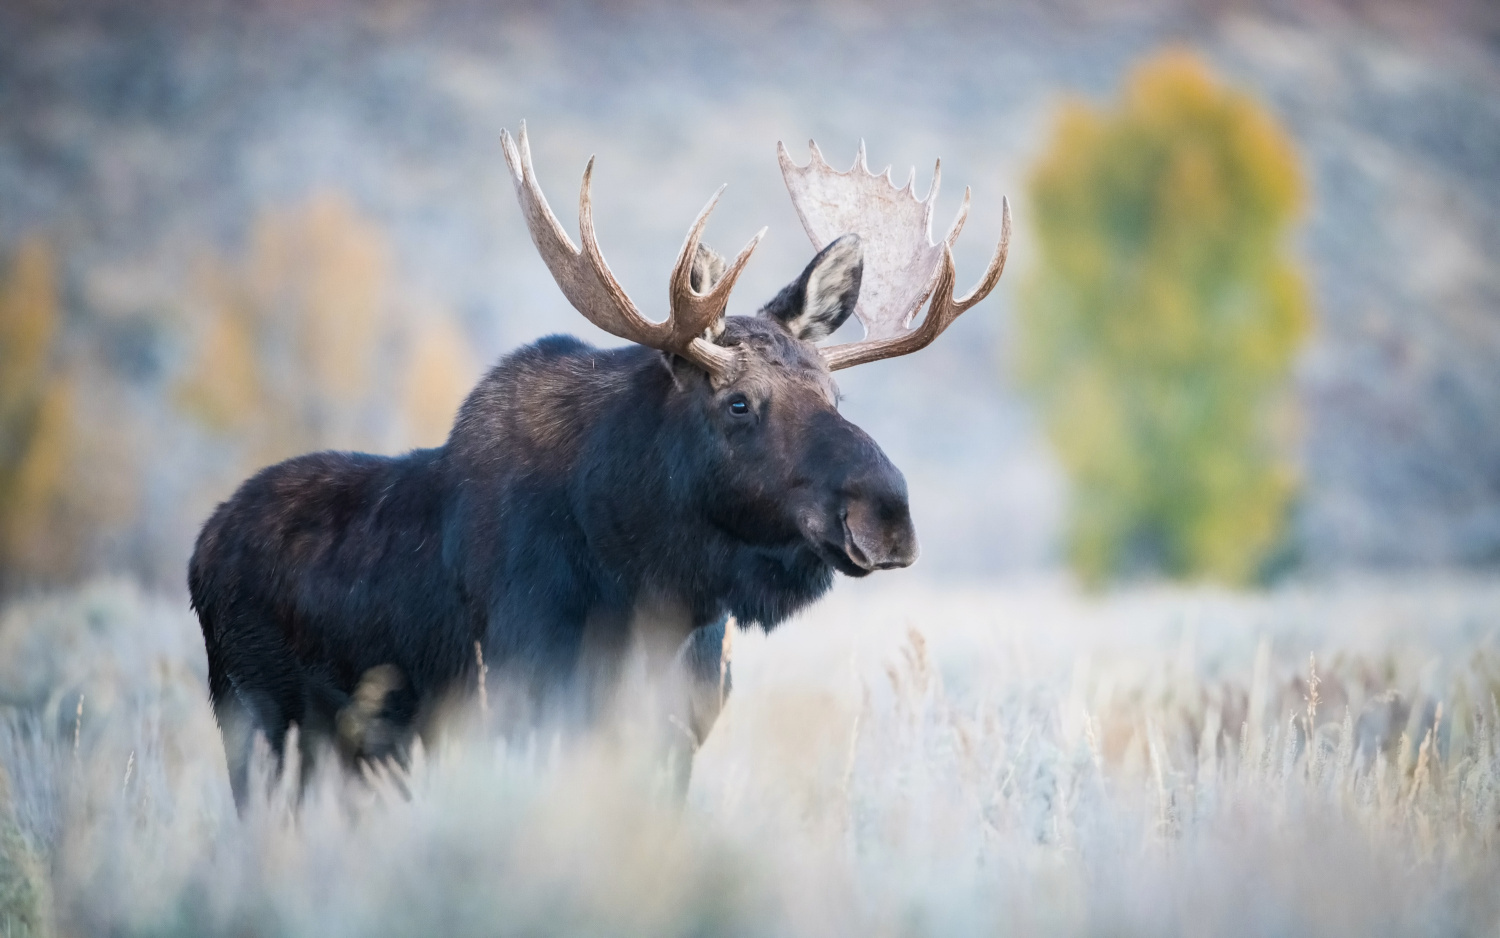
[190,125,1009,806]
[192,321,909,802]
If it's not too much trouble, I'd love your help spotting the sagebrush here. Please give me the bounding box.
[1,577,1498,936]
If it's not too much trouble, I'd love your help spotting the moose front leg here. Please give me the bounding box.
[577,599,732,794]
[661,614,735,794]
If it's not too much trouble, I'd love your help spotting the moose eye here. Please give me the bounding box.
[727,395,751,418]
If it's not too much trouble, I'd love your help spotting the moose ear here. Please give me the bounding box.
[691,243,730,342]
[760,234,862,343]
[689,242,728,293]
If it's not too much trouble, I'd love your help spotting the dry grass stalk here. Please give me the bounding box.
[1408,703,1442,813]
[474,641,488,719]
[7,580,1500,935]
[719,616,735,710]
[1409,728,1432,812]
[1333,706,1354,792]
[840,702,864,832]
[1304,653,1320,738]
[1084,713,1106,780]
[1280,714,1298,785]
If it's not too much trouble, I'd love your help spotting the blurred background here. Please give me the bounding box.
[2,0,1498,596]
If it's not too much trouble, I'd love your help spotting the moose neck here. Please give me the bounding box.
[441,334,836,636]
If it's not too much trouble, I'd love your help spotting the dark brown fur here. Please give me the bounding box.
[190,236,917,805]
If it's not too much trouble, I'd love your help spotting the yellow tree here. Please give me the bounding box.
[0,239,78,583]
[398,303,479,449]
[1017,50,1311,586]
[178,192,478,476]
[178,193,396,467]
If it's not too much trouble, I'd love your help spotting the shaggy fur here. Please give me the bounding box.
[189,239,915,806]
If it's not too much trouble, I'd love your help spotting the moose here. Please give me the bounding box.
[189,124,1010,806]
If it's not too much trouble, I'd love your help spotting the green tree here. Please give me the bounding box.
[1017,50,1311,586]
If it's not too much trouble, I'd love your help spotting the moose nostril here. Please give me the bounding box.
[841,494,917,571]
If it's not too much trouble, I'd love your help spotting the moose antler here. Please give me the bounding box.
[502,123,765,376]
[777,141,1011,371]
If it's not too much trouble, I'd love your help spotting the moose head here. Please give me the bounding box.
[499,124,1011,583]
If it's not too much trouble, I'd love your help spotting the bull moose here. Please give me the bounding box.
[189,124,1010,806]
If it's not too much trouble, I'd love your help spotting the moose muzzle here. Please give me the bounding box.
[797,412,918,577]
[841,486,918,572]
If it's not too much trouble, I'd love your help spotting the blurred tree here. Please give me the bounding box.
[399,304,479,448]
[178,192,395,466]
[178,192,478,473]
[1016,50,1311,587]
[0,240,142,591]
[0,239,80,586]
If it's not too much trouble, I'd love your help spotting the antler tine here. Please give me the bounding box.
[504,123,759,377]
[957,195,1010,305]
[667,186,767,348]
[502,124,655,344]
[942,186,972,249]
[577,156,671,346]
[821,196,1010,371]
[778,138,1009,371]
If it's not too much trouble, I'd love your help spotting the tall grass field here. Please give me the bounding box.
[2,576,1498,936]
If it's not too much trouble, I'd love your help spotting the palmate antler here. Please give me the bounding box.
[778,141,1011,371]
[502,123,765,377]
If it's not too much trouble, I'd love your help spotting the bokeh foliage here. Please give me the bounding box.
[0,240,80,586]
[177,192,477,471]
[1017,50,1311,586]
[177,192,397,465]
[1,240,142,590]
[0,195,475,591]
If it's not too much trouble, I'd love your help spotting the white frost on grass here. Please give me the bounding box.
[2,575,1499,936]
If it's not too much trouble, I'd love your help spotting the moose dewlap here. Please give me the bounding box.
[188,123,1011,807]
